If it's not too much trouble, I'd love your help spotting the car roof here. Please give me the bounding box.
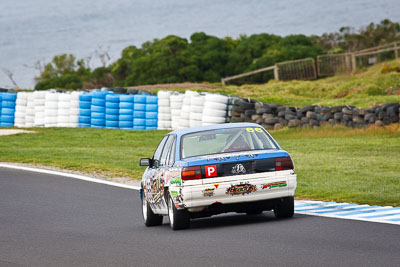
[170,122,263,138]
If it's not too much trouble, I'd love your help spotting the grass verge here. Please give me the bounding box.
[0,126,399,206]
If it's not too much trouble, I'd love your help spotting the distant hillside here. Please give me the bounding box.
[141,59,400,108]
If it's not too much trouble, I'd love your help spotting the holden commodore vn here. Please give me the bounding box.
[139,122,297,230]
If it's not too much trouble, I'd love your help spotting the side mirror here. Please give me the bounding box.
[140,158,151,166]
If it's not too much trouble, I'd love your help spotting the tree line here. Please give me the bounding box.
[34,19,400,90]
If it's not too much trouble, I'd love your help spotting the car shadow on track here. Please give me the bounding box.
[171,212,307,231]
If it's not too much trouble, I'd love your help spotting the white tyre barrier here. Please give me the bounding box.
[205,93,228,104]
[158,113,171,120]
[190,105,203,113]
[189,112,203,121]
[170,101,183,109]
[201,116,226,124]
[189,120,202,128]
[203,101,227,111]
[171,109,181,116]
[202,108,227,117]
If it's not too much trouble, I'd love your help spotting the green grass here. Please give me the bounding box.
[147,59,400,108]
[1,126,399,206]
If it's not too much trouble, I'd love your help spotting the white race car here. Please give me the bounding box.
[140,122,297,230]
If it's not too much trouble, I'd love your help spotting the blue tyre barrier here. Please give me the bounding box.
[134,103,145,111]
[93,91,110,99]
[105,108,119,115]
[2,93,17,101]
[146,119,158,127]
[2,101,16,109]
[133,126,146,130]
[133,111,145,118]
[78,116,91,124]
[145,126,158,130]
[79,101,91,109]
[91,105,105,113]
[91,112,105,119]
[78,123,91,128]
[0,122,14,127]
[92,98,105,106]
[79,94,92,101]
[134,95,146,103]
[1,115,15,123]
[146,104,158,112]
[91,118,105,126]
[106,120,119,127]
[1,108,15,116]
[119,108,133,115]
[106,94,120,102]
[119,95,134,102]
[119,102,134,109]
[79,109,91,116]
[119,114,133,121]
[119,121,133,128]
[145,112,157,119]
[134,118,145,126]
[106,102,119,109]
[106,114,119,121]
[146,95,158,104]
[91,125,105,129]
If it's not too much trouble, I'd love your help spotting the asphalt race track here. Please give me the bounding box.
[1,167,399,267]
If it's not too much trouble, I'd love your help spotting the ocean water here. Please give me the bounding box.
[1,0,399,88]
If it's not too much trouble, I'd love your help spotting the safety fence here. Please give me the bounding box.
[222,41,400,84]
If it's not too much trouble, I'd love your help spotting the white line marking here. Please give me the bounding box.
[0,163,141,190]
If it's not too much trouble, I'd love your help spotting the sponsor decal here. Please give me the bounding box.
[214,183,219,189]
[170,190,178,197]
[226,182,257,196]
[170,177,182,186]
[145,174,164,205]
[205,165,217,177]
[231,163,246,175]
[202,188,215,197]
[262,181,287,190]
[165,170,181,184]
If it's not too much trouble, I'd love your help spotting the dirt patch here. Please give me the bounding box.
[129,83,221,91]
[0,129,36,136]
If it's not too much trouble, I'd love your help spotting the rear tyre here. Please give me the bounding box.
[142,191,163,226]
[274,197,294,218]
[168,194,190,230]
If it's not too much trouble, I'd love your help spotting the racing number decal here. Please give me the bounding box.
[205,165,217,178]
[246,127,263,133]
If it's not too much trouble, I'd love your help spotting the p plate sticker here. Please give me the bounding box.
[205,165,217,177]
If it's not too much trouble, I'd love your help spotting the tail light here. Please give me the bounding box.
[275,157,294,171]
[181,166,202,180]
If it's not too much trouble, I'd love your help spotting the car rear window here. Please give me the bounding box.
[181,127,278,159]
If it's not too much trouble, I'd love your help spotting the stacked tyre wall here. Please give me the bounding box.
[231,98,400,130]
[1,90,399,130]
[0,90,160,131]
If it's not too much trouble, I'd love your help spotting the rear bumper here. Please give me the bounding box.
[180,170,297,211]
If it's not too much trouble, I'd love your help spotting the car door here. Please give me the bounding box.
[145,134,175,214]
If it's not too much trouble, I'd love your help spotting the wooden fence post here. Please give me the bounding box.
[312,58,317,79]
[351,53,356,74]
[221,78,226,86]
[395,43,398,59]
[274,65,279,81]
